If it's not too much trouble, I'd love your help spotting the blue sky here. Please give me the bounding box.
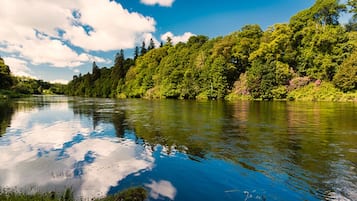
[0,0,316,83]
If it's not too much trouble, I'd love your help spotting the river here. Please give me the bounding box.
[0,96,356,200]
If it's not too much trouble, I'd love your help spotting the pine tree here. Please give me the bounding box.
[148,38,155,51]
[113,49,125,78]
[134,46,139,60]
[92,61,100,81]
[166,37,173,46]
[140,41,147,56]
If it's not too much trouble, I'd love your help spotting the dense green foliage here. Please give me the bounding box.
[66,0,356,100]
[0,57,66,98]
[0,58,13,89]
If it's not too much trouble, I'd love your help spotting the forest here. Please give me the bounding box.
[0,57,66,98]
[2,0,357,101]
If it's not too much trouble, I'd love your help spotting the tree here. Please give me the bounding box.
[209,56,229,99]
[346,0,357,31]
[0,57,13,89]
[140,41,147,56]
[312,0,346,26]
[134,46,139,61]
[348,0,357,15]
[232,24,263,75]
[112,50,125,78]
[333,51,357,92]
[148,38,155,51]
[165,37,173,46]
[91,61,100,81]
[247,60,277,100]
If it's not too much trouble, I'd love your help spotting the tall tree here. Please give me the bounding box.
[91,61,100,81]
[346,0,357,31]
[166,37,173,46]
[148,38,155,51]
[0,57,13,89]
[333,51,357,92]
[112,49,126,78]
[312,0,346,25]
[140,41,147,56]
[134,46,139,61]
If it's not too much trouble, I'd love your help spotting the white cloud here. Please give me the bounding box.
[0,0,156,68]
[63,0,156,51]
[2,57,37,78]
[141,33,160,48]
[140,0,175,7]
[50,79,69,84]
[160,32,195,45]
[0,107,154,199]
[145,180,177,200]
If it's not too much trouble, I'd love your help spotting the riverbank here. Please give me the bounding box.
[0,187,147,201]
[227,82,357,102]
[0,89,29,99]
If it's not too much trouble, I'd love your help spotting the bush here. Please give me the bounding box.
[288,76,311,91]
[288,81,344,101]
[333,51,357,92]
[272,86,288,99]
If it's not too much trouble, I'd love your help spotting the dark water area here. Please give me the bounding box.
[0,96,356,200]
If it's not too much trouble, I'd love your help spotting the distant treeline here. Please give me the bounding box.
[69,0,357,100]
[0,58,66,97]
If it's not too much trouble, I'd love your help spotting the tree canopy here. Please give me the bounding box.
[66,0,357,100]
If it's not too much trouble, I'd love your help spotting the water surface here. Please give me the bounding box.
[0,96,356,200]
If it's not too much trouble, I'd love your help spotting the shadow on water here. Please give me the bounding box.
[0,96,356,200]
[0,101,14,137]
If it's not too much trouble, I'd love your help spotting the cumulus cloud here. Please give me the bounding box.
[2,57,36,78]
[51,79,69,84]
[160,32,195,45]
[63,1,156,51]
[140,0,175,7]
[141,33,161,48]
[145,180,177,200]
[0,0,156,68]
[0,105,154,199]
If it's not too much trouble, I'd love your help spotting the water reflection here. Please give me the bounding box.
[0,101,14,137]
[0,97,154,199]
[145,180,177,200]
[0,96,356,201]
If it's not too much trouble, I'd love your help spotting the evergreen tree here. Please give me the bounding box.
[166,37,173,46]
[134,46,139,60]
[148,38,155,51]
[92,61,100,81]
[140,41,147,56]
[112,49,126,79]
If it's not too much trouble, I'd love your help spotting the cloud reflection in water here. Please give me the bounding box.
[145,180,177,200]
[0,104,154,199]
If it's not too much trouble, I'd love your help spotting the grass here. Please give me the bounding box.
[226,81,357,102]
[0,187,148,201]
[0,89,29,99]
[287,82,357,102]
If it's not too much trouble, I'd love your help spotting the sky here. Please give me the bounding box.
[0,0,317,84]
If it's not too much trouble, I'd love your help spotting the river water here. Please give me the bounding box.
[0,96,356,200]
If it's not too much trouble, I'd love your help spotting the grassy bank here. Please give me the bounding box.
[227,81,357,102]
[287,82,357,102]
[0,89,29,99]
[0,187,147,201]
